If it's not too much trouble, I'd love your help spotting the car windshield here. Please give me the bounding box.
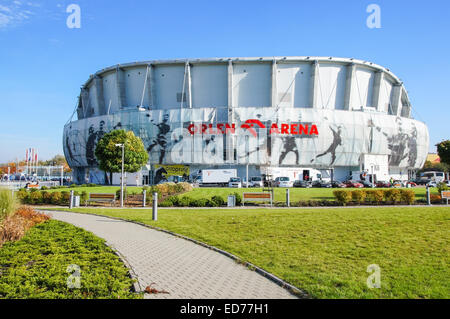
[230,178,240,182]
[279,177,289,181]
[251,177,262,181]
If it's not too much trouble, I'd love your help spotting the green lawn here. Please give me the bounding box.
[185,187,431,202]
[0,220,140,299]
[47,206,450,299]
[47,185,433,203]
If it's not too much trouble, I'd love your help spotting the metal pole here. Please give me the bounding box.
[286,188,290,207]
[246,164,249,188]
[152,192,158,221]
[121,145,124,208]
[69,190,74,209]
[60,166,63,187]
[371,165,375,188]
[143,190,147,207]
[426,185,431,206]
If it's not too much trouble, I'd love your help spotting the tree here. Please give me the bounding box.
[95,130,149,185]
[437,140,450,166]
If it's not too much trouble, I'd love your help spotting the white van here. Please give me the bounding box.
[420,171,445,183]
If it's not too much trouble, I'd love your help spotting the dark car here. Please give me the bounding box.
[293,180,312,188]
[358,180,374,188]
[376,181,391,188]
[344,180,364,188]
[331,181,347,188]
[312,180,332,188]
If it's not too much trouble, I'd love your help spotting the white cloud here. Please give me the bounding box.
[0,0,44,29]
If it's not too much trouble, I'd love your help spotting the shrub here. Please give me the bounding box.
[351,190,366,204]
[430,194,442,204]
[29,191,43,205]
[40,186,48,191]
[333,190,352,206]
[211,195,225,207]
[87,183,97,187]
[80,191,88,205]
[385,189,401,204]
[69,184,78,188]
[178,196,191,207]
[233,192,242,206]
[400,189,415,205]
[15,206,50,226]
[116,189,129,200]
[189,198,209,207]
[60,191,71,205]
[159,198,174,207]
[179,182,193,193]
[0,189,17,222]
[42,191,53,204]
[50,192,62,205]
[16,189,29,203]
[437,182,449,194]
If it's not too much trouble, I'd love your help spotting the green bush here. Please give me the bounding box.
[40,186,48,191]
[80,191,88,205]
[437,182,449,194]
[211,195,225,207]
[159,198,174,207]
[178,196,191,207]
[42,191,53,204]
[385,189,401,204]
[29,191,43,205]
[400,189,415,205]
[333,190,352,206]
[233,192,242,206]
[0,189,17,222]
[189,198,209,207]
[351,190,366,204]
[16,189,29,203]
[50,192,62,205]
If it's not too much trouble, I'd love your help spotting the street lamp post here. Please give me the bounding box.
[115,143,125,207]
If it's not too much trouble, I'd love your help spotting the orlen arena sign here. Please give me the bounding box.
[187,119,319,137]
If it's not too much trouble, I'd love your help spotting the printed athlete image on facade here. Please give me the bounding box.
[63,57,429,185]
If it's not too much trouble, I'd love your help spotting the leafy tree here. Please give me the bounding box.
[437,140,450,166]
[95,130,149,185]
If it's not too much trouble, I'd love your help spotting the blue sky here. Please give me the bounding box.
[0,0,449,162]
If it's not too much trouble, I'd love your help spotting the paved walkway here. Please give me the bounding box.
[44,211,297,299]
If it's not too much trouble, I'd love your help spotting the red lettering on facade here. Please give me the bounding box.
[310,124,319,135]
[270,124,280,134]
[299,124,309,135]
[281,124,289,134]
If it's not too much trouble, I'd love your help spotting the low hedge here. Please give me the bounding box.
[333,189,416,206]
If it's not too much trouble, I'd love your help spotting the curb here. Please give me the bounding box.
[40,209,310,299]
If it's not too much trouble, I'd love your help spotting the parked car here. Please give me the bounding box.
[445,180,450,187]
[392,180,406,188]
[249,176,264,188]
[228,177,242,188]
[293,180,312,188]
[331,181,347,188]
[274,177,293,188]
[312,180,332,188]
[344,180,364,188]
[376,181,391,188]
[405,181,417,187]
[358,180,374,188]
[426,181,437,188]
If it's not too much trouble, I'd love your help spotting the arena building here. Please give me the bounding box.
[63,56,429,185]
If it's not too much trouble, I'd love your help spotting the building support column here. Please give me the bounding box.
[343,63,356,110]
[144,64,154,109]
[94,75,105,115]
[186,62,193,109]
[391,84,403,116]
[227,60,234,163]
[271,59,277,108]
[372,71,384,111]
[309,60,319,108]
[116,66,126,109]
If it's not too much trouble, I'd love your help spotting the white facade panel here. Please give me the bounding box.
[379,77,394,113]
[191,64,228,108]
[277,63,311,108]
[102,71,119,114]
[154,65,186,109]
[233,63,271,107]
[316,63,346,110]
[352,67,375,109]
[87,82,98,117]
[124,67,147,108]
